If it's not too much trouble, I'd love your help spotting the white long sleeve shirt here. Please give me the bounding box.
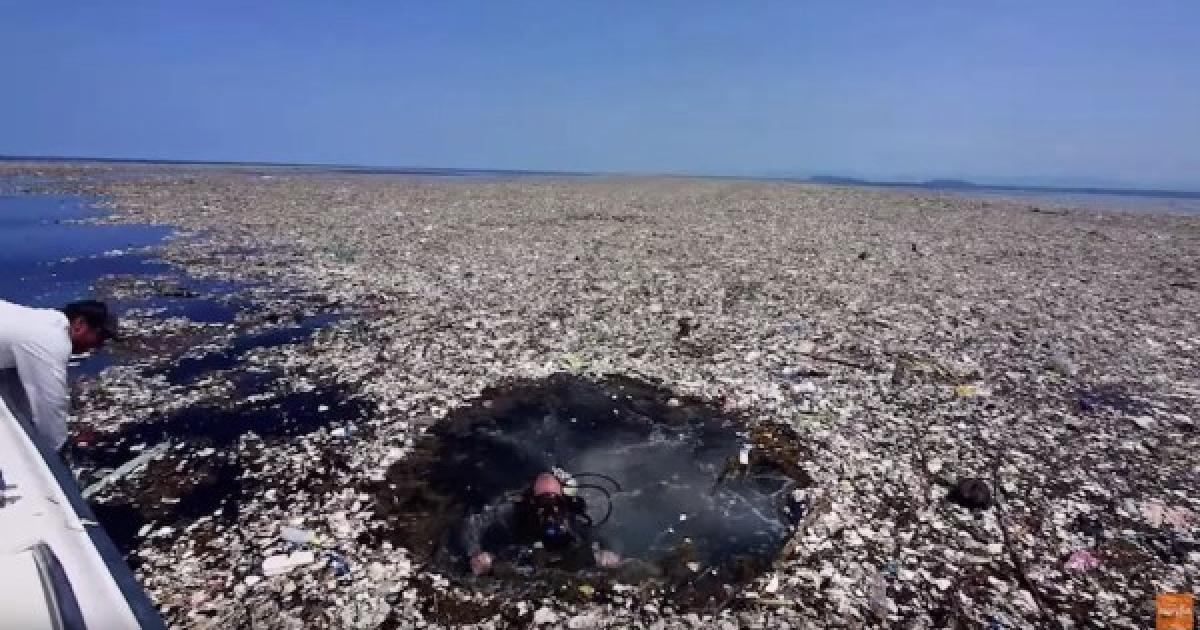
[0,300,72,449]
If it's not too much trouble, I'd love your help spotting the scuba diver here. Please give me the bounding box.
[461,471,622,575]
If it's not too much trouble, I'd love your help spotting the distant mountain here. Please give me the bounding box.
[920,179,978,188]
[808,175,982,188]
[806,175,873,185]
[803,173,1200,199]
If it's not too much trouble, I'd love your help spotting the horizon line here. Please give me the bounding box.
[2,153,1198,197]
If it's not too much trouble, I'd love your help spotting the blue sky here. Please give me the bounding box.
[3,2,1198,188]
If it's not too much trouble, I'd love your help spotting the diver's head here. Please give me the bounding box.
[527,472,574,547]
[530,493,573,547]
[532,472,562,497]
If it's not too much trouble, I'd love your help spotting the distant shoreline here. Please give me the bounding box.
[0,154,589,179]
[802,174,1200,201]
[3,154,1197,200]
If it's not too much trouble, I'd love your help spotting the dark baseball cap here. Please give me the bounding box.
[62,300,119,340]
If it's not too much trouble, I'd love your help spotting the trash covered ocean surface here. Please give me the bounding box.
[2,163,1198,628]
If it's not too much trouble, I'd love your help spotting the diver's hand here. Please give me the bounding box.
[470,552,493,576]
[594,550,621,568]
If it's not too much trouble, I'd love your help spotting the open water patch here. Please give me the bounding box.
[376,373,813,609]
[75,385,373,557]
[0,194,171,311]
[94,275,248,325]
[72,385,371,470]
[163,313,341,385]
[0,193,258,378]
[89,454,243,560]
[2,189,367,565]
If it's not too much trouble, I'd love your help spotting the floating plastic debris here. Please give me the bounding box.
[262,551,316,576]
[1064,549,1100,571]
[280,526,316,545]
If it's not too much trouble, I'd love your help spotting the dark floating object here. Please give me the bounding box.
[947,478,992,510]
[1075,385,1152,416]
[70,386,370,469]
[857,251,869,260]
[374,373,812,609]
[675,316,695,340]
[1073,513,1105,539]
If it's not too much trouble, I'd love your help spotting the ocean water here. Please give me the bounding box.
[0,191,368,557]
[0,195,172,307]
[800,174,1200,216]
[0,194,255,377]
[0,193,346,382]
[385,373,807,603]
[942,188,1200,216]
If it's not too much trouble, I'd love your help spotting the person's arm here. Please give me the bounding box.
[11,338,69,450]
[580,528,621,568]
[460,502,515,574]
[593,548,621,568]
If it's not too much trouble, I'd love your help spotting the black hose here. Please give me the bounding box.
[570,483,615,526]
[569,472,623,492]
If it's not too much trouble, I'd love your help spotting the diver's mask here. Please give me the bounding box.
[530,493,586,548]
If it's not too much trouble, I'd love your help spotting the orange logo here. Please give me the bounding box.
[1158,593,1195,630]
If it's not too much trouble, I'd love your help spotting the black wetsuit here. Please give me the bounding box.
[458,496,599,571]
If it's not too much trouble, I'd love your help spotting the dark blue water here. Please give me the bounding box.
[0,193,340,384]
[0,194,259,378]
[0,191,370,554]
[0,195,171,307]
[163,313,340,385]
[74,385,371,469]
[384,374,808,607]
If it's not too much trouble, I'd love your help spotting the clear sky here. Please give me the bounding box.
[3,1,1198,188]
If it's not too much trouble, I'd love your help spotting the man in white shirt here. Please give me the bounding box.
[0,300,117,450]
